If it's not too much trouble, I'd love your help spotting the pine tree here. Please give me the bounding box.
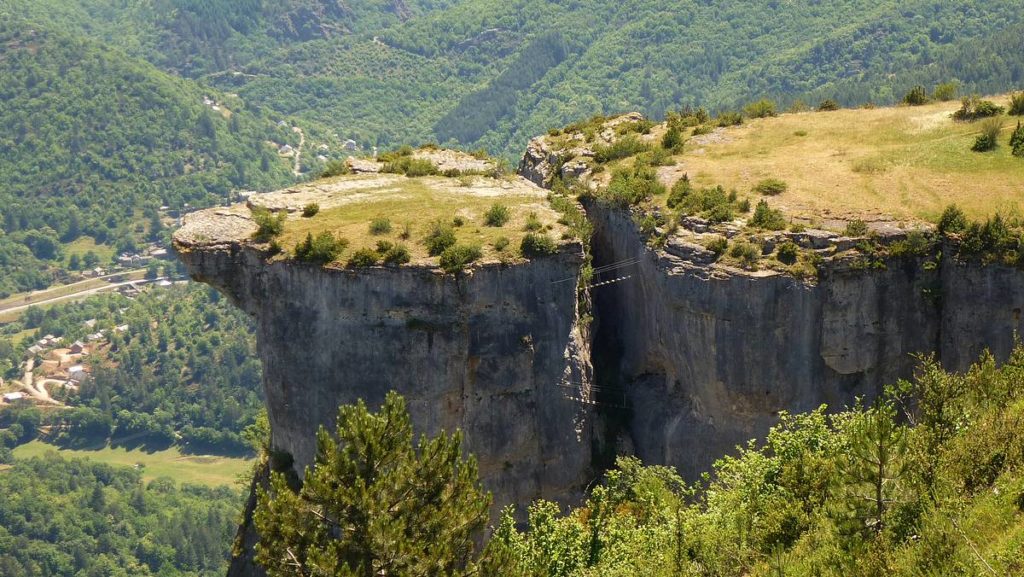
[836,403,907,535]
[254,392,491,577]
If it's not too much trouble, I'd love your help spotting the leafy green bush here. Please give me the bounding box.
[743,98,777,118]
[750,199,786,230]
[737,198,752,213]
[605,163,665,207]
[675,185,731,218]
[493,236,510,252]
[716,111,743,126]
[972,118,1004,152]
[452,215,466,227]
[301,203,320,218]
[1009,121,1024,157]
[369,217,392,235]
[647,146,676,166]
[484,203,510,227]
[954,96,1006,121]
[776,241,799,264]
[382,243,411,265]
[938,205,968,234]
[706,203,734,224]
[593,135,649,163]
[705,236,728,256]
[753,178,788,196]
[524,212,543,231]
[347,248,381,267]
[902,85,929,106]
[691,124,714,136]
[1010,93,1024,116]
[252,208,287,242]
[294,232,348,264]
[424,220,456,256]
[729,241,761,268]
[933,81,959,102]
[320,160,351,178]
[817,98,840,111]
[844,219,869,237]
[661,126,684,152]
[375,240,394,253]
[439,244,482,273]
[520,233,558,257]
[382,156,439,177]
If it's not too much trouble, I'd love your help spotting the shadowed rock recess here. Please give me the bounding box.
[174,126,1024,576]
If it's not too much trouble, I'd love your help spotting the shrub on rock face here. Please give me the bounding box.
[382,243,411,265]
[844,219,869,237]
[750,199,786,230]
[347,248,381,268]
[252,208,287,242]
[294,232,348,264]
[520,233,558,258]
[776,241,799,264]
[439,244,482,273]
[729,241,761,268]
[938,205,968,235]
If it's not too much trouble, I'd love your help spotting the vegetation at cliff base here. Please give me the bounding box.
[254,392,490,577]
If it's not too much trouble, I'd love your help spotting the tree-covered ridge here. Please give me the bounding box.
[0,452,242,577]
[0,17,296,295]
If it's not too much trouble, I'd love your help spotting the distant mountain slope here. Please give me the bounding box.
[8,0,1023,159]
[0,18,296,295]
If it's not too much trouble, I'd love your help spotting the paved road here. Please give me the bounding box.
[0,274,153,316]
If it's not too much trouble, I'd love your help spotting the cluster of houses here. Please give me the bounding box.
[28,335,91,389]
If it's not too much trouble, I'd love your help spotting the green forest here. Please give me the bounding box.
[0,452,243,576]
[257,350,1024,577]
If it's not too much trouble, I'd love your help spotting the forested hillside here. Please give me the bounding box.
[6,0,1023,162]
[0,17,298,295]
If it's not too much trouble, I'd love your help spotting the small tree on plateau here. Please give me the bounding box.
[254,392,491,577]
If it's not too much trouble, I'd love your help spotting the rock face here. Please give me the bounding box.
[174,193,595,576]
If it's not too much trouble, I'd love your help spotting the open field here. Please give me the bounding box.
[11,440,253,487]
[667,96,1024,224]
[63,236,116,267]
[261,173,567,264]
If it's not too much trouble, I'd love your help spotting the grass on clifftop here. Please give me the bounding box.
[270,175,568,267]
[673,96,1024,223]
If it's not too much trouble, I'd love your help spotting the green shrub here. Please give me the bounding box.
[661,126,684,152]
[817,99,840,111]
[793,130,808,137]
[424,220,456,256]
[674,185,729,217]
[705,236,728,257]
[972,118,1003,152]
[750,199,786,230]
[1009,121,1024,158]
[301,203,320,218]
[729,241,761,268]
[666,106,709,127]
[452,215,466,227]
[492,236,510,252]
[382,156,439,177]
[382,243,411,265]
[637,214,658,235]
[605,163,665,206]
[753,178,788,196]
[369,217,392,235]
[716,111,743,127]
[320,159,351,178]
[648,147,676,166]
[903,85,929,106]
[776,241,799,264]
[844,219,869,237]
[933,82,959,102]
[439,244,481,273]
[593,135,649,163]
[252,207,287,242]
[691,125,714,136]
[375,240,394,254]
[294,232,348,264]
[938,205,968,234]
[524,212,543,231]
[737,198,752,213]
[520,233,558,257]
[399,221,412,240]
[1010,93,1024,116]
[954,96,1005,121]
[743,98,777,118]
[347,248,381,267]
[484,203,510,227]
[706,203,734,224]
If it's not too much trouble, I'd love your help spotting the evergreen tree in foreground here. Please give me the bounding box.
[254,392,491,577]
